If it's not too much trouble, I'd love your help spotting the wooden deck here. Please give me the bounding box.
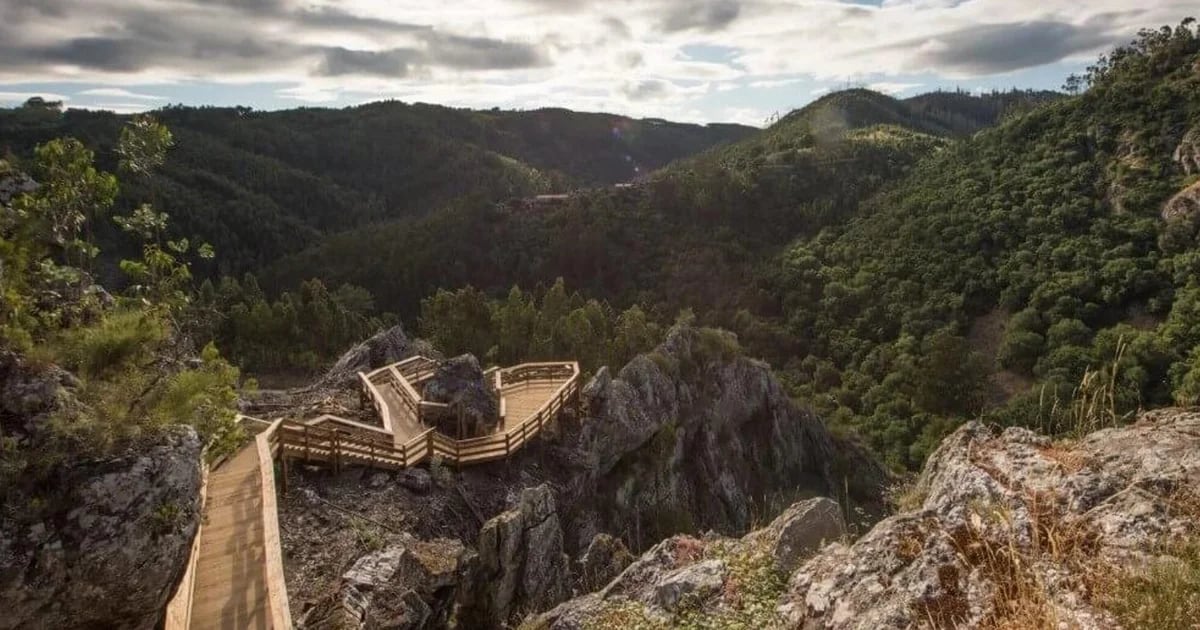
[188,443,271,629]
[166,359,580,629]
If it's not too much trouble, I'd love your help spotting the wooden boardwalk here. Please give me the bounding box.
[189,444,270,629]
[167,359,579,629]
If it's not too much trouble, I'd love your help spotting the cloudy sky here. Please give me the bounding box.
[0,0,1195,126]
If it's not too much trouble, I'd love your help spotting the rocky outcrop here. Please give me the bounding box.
[468,484,571,626]
[535,497,846,629]
[422,354,499,439]
[538,410,1200,629]
[1175,125,1200,175]
[1162,179,1200,221]
[301,535,477,630]
[0,168,37,207]
[779,409,1200,629]
[0,350,80,445]
[242,325,437,415]
[576,533,634,592]
[0,427,203,630]
[567,326,887,551]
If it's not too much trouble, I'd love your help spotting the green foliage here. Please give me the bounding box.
[1,118,245,496]
[1104,540,1200,629]
[195,276,391,375]
[417,279,664,372]
[0,103,751,278]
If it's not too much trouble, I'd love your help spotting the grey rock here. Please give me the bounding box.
[748,497,846,573]
[577,533,634,592]
[0,427,203,630]
[573,325,887,550]
[581,366,612,409]
[1175,125,1200,175]
[1163,179,1200,222]
[397,468,432,495]
[303,535,477,630]
[652,559,727,611]
[778,409,1200,629]
[422,354,499,439]
[469,484,570,626]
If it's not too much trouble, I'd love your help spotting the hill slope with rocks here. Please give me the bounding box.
[534,408,1200,629]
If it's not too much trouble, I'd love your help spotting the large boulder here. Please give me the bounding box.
[534,496,844,629]
[302,535,478,630]
[0,427,203,630]
[422,355,499,439]
[778,409,1200,629]
[567,326,888,551]
[1175,125,1200,175]
[1163,179,1200,222]
[467,484,570,626]
[318,325,437,390]
[0,350,80,445]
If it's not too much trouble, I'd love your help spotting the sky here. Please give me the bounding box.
[0,0,1195,127]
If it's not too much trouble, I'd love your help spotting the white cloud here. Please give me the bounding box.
[867,81,924,95]
[0,0,1195,121]
[77,87,165,100]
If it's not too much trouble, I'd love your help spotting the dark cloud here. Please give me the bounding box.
[422,33,550,70]
[318,47,418,77]
[38,37,144,72]
[621,79,669,100]
[293,7,431,34]
[660,0,740,33]
[895,18,1126,75]
[602,16,632,39]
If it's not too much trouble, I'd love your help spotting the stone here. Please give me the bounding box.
[397,468,433,495]
[1175,125,1200,175]
[422,354,499,439]
[577,533,634,591]
[581,365,612,410]
[749,497,846,573]
[368,472,390,488]
[651,559,727,611]
[778,409,1200,629]
[570,325,889,551]
[0,427,203,630]
[469,484,571,626]
[303,535,477,630]
[1162,179,1200,222]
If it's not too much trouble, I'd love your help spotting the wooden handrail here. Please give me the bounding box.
[256,420,294,630]
[358,372,393,434]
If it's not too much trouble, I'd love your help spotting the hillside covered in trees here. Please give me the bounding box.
[0,102,754,278]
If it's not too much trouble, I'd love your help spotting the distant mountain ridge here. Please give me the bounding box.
[0,101,754,277]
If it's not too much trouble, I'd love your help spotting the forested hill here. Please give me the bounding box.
[264,23,1200,475]
[0,102,753,276]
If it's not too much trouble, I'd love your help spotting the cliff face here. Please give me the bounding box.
[538,409,1200,629]
[0,427,203,630]
[567,326,888,551]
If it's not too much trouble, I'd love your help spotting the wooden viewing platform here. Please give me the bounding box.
[166,357,580,629]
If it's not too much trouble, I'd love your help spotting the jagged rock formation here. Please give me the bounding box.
[0,350,80,445]
[468,484,571,626]
[576,533,634,592]
[537,410,1200,629]
[421,354,499,439]
[565,326,887,551]
[242,325,437,415]
[779,409,1200,629]
[301,535,477,630]
[0,168,37,207]
[1163,179,1200,221]
[534,497,846,628]
[1175,125,1200,175]
[0,427,203,630]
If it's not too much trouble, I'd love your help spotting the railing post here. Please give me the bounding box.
[303,424,311,462]
[505,432,511,456]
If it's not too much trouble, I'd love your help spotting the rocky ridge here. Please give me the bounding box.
[537,408,1200,629]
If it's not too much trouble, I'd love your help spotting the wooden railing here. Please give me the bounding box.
[290,360,580,468]
[255,420,293,629]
